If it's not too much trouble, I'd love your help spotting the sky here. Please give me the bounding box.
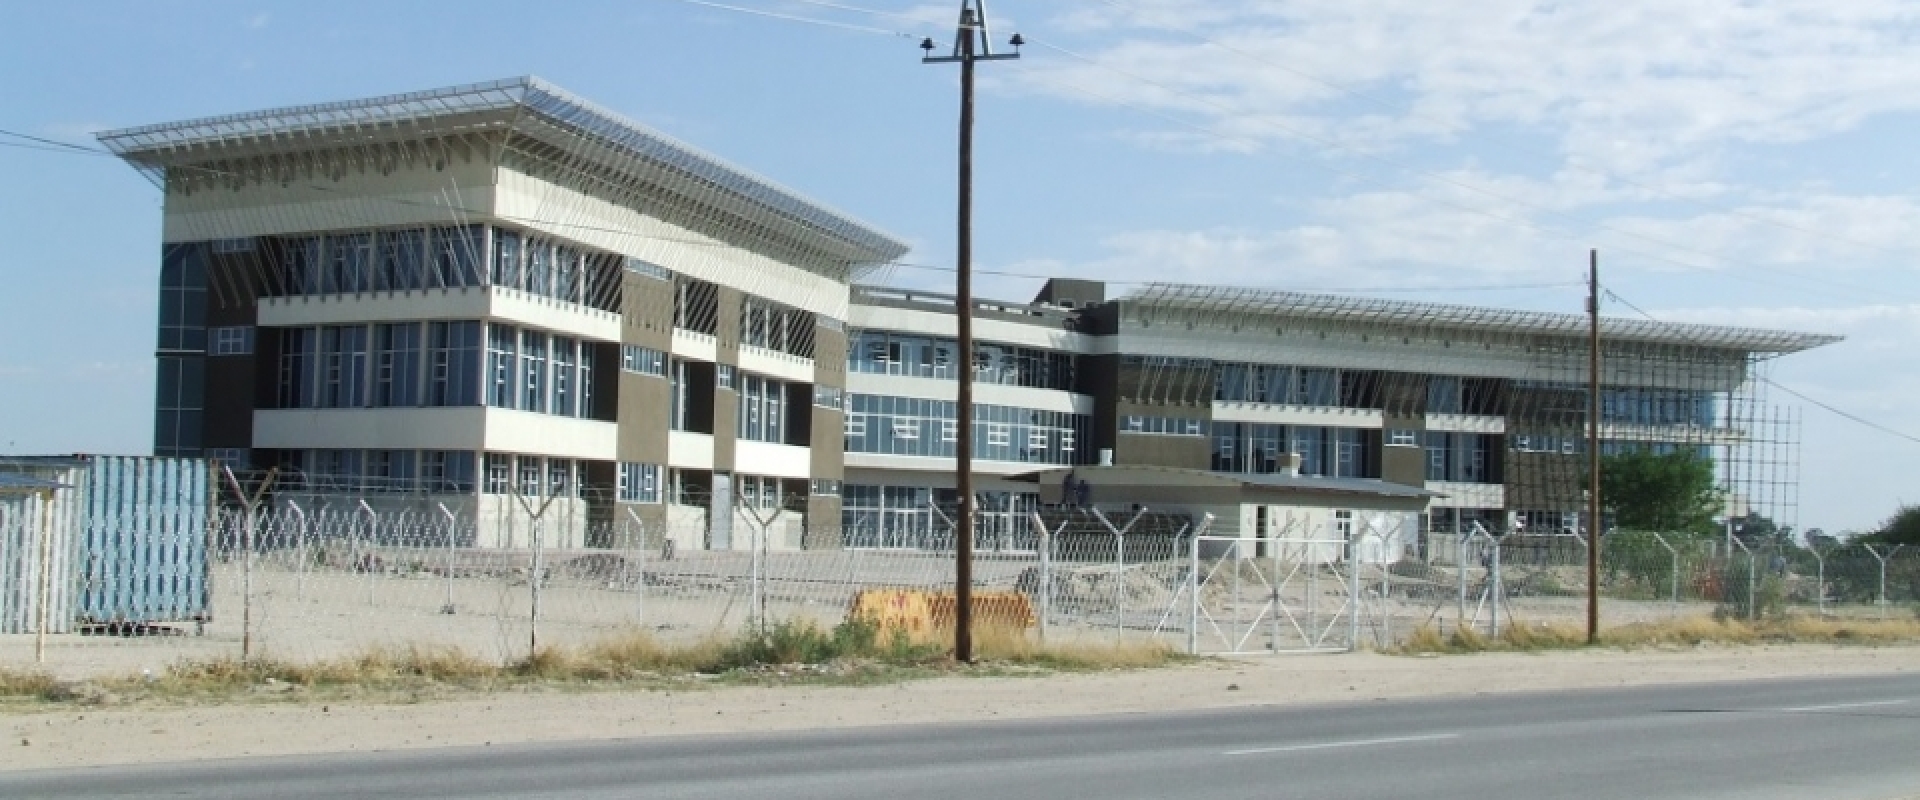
[0,0,1914,534]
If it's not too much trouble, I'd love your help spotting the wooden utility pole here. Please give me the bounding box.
[922,1,1020,663]
[1587,249,1603,644]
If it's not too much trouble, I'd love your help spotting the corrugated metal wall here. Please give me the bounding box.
[78,456,212,625]
[0,467,85,634]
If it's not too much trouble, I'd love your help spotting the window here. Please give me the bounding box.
[318,325,368,408]
[716,364,735,391]
[210,326,253,356]
[421,451,476,493]
[626,257,671,281]
[373,323,422,407]
[1061,431,1075,453]
[550,336,578,418]
[519,330,548,413]
[212,237,255,254]
[426,321,481,406]
[618,462,663,503]
[487,324,516,408]
[206,448,248,468]
[432,226,483,288]
[737,373,787,443]
[941,419,958,443]
[1388,429,1418,447]
[277,328,313,408]
[328,233,374,293]
[987,425,1011,447]
[484,453,512,494]
[1121,416,1205,436]
[621,345,667,376]
[492,229,522,289]
[669,358,690,431]
[547,458,575,497]
[366,450,416,492]
[809,479,842,497]
[813,385,843,410]
[1028,429,1049,450]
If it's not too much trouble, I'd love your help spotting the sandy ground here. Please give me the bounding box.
[3,643,1917,772]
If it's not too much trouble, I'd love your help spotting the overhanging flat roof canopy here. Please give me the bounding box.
[97,77,912,277]
[1122,283,1842,354]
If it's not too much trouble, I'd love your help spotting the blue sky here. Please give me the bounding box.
[1,1,1914,533]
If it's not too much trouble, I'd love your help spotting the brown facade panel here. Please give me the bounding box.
[1381,445,1425,488]
[621,272,675,350]
[813,324,848,388]
[1112,433,1210,470]
[615,372,671,463]
[711,387,737,472]
[809,406,844,480]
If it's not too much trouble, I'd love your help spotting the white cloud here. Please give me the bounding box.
[1025,0,1920,171]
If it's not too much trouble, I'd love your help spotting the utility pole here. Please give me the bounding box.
[1586,249,1602,645]
[922,0,1021,663]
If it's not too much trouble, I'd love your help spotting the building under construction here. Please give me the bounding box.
[96,77,1841,550]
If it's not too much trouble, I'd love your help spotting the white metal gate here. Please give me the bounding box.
[1169,534,1363,654]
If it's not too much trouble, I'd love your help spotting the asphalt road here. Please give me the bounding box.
[8,673,1920,800]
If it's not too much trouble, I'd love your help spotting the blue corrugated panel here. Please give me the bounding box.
[79,456,211,624]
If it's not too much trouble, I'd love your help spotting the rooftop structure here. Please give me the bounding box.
[98,77,911,280]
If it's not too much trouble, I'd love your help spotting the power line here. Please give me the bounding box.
[1607,287,1920,447]
[662,0,916,38]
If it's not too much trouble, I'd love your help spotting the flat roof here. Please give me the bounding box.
[1122,283,1842,354]
[97,77,911,270]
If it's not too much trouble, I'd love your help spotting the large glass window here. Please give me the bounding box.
[487,324,517,408]
[373,323,422,407]
[845,394,1088,466]
[736,374,787,443]
[847,330,1075,390]
[378,229,426,290]
[328,233,374,293]
[420,450,476,493]
[432,226,484,288]
[318,325,369,408]
[427,321,481,406]
[550,336,577,418]
[618,462,663,503]
[519,330,548,413]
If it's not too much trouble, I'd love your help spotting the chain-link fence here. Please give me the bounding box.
[7,499,1918,678]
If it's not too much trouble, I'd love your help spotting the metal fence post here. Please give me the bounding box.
[356,499,378,606]
[1489,535,1502,639]
[437,503,457,615]
[33,489,54,665]
[288,501,308,601]
[1456,530,1469,635]
[1188,520,1201,655]
[1347,533,1362,651]
[1651,532,1679,618]
[627,507,647,626]
[1729,536,1755,621]
[1866,544,1889,620]
[1812,547,1827,617]
[1028,511,1051,645]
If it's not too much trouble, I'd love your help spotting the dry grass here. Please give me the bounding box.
[2,619,1187,707]
[1393,613,1920,655]
[0,668,61,702]
[970,626,1185,670]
